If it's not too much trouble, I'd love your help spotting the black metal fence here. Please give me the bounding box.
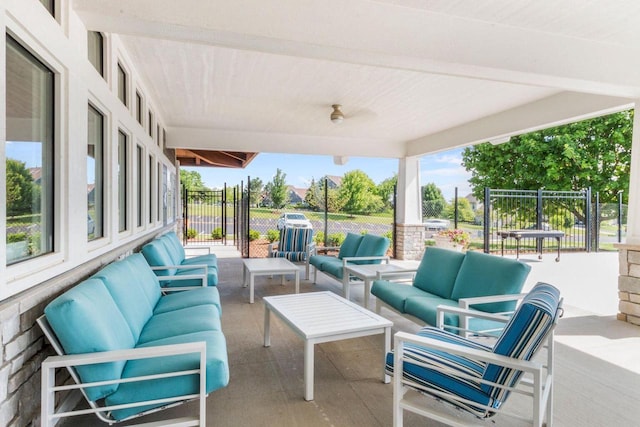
[182,187,228,245]
[247,177,396,258]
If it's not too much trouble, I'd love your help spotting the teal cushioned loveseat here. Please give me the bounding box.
[307,232,390,283]
[40,253,228,424]
[141,231,218,287]
[371,247,531,333]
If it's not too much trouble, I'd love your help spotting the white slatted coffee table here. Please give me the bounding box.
[243,258,300,303]
[263,291,392,401]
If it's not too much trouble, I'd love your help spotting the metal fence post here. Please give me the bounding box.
[618,191,623,243]
[585,187,592,252]
[454,187,459,229]
[483,187,490,253]
[324,177,328,247]
[594,191,600,252]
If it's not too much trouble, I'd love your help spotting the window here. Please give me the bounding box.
[148,156,154,224]
[87,32,104,77]
[136,145,143,228]
[87,105,104,240]
[118,130,128,232]
[6,35,54,265]
[39,0,54,15]
[156,124,160,146]
[162,128,167,150]
[157,161,162,222]
[117,62,127,106]
[148,110,153,137]
[136,91,143,125]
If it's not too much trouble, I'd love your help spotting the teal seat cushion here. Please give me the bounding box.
[154,287,222,315]
[92,254,161,340]
[44,278,135,401]
[179,254,218,270]
[413,247,466,299]
[138,305,222,344]
[338,233,363,259]
[352,234,390,265]
[105,331,229,421]
[371,280,432,312]
[451,251,531,313]
[404,295,459,327]
[141,240,178,276]
[321,258,346,279]
[309,254,336,269]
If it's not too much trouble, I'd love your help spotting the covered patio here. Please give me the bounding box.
[59,249,640,426]
[4,1,640,426]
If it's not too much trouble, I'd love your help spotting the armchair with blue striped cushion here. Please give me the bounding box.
[268,227,314,263]
[390,282,562,427]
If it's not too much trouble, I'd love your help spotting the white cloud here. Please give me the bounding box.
[435,154,463,165]
[422,166,469,178]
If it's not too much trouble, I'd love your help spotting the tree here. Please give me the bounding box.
[444,197,475,222]
[265,168,288,209]
[338,170,383,214]
[179,169,208,192]
[376,175,397,211]
[6,159,36,217]
[461,111,632,204]
[421,182,447,218]
[249,177,263,207]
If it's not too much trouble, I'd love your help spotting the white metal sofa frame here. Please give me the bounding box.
[392,284,562,427]
[37,270,212,426]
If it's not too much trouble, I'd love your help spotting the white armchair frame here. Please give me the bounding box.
[393,303,558,427]
[150,264,208,292]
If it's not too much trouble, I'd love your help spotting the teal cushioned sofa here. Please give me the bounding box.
[307,232,390,283]
[141,231,218,287]
[39,253,228,425]
[371,247,531,333]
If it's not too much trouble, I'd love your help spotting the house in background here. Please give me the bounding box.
[287,186,308,205]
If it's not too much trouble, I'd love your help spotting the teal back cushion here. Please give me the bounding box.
[338,233,363,259]
[92,254,161,340]
[141,240,177,276]
[450,251,531,312]
[413,247,466,299]
[44,278,135,401]
[160,232,186,264]
[353,234,390,265]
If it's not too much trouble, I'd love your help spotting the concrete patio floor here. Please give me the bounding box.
[62,248,640,426]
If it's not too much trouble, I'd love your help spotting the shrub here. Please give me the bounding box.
[249,229,260,241]
[360,230,369,235]
[314,231,325,245]
[383,230,393,243]
[266,229,279,243]
[327,232,345,247]
[211,227,223,239]
[7,232,27,243]
[186,228,197,239]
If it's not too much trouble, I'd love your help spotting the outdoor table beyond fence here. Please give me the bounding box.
[498,229,565,262]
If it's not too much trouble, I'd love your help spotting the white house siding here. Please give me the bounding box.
[0,1,179,425]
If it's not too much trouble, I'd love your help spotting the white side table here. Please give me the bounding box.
[243,258,300,303]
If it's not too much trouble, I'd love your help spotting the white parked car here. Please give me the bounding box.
[277,212,313,230]
[424,218,450,231]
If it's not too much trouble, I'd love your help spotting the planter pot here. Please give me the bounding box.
[433,236,464,252]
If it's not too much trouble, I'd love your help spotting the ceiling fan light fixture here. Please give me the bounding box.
[330,104,344,124]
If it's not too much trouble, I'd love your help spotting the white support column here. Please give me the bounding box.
[625,103,640,244]
[395,156,425,260]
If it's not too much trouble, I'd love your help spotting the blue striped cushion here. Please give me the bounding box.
[271,228,313,261]
[387,327,499,417]
[481,282,561,402]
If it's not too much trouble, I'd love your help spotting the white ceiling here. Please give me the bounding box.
[74,0,639,160]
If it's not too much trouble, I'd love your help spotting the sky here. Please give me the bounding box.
[187,147,473,201]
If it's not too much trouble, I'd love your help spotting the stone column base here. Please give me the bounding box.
[395,223,425,260]
[615,243,640,325]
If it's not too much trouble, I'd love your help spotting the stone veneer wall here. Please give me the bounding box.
[395,223,425,260]
[616,244,640,325]
[0,234,159,427]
